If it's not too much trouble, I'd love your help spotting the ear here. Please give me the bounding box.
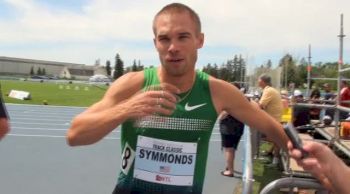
[197,33,204,49]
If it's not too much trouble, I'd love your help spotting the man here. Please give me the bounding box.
[289,141,350,194]
[258,74,283,165]
[309,87,321,120]
[340,80,350,119]
[0,93,9,140]
[292,90,310,127]
[0,84,9,140]
[67,3,288,194]
[323,83,335,101]
[258,74,283,122]
[323,83,335,119]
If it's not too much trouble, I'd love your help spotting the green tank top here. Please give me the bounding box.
[116,67,217,194]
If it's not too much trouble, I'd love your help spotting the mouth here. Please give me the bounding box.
[167,58,184,64]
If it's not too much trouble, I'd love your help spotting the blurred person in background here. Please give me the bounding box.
[292,90,310,127]
[258,74,283,166]
[280,90,289,109]
[339,80,350,120]
[0,90,9,140]
[323,83,335,119]
[309,87,321,120]
[219,82,244,177]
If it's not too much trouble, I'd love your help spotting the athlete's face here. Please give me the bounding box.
[153,12,204,77]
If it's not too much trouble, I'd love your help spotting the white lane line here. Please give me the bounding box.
[6,103,87,108]
[9,115,75,119]
[9,108,82,112]
[9,112,78,116]
[11,127,120,133]
[7,134,120,139]
[8,134,66,138]
[11,118,72,122]
[10,122,69,126]
[7,134,221,141]
[12,127,68,131]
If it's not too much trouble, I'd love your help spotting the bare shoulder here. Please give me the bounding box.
[208,76,242,97]
[208,76,233,91]
[208,76,244,112]
[104,71,144,100]
[84,71,144,112]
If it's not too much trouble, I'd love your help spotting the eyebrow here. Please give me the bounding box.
[157,31,192,37]
[178,32,191,36]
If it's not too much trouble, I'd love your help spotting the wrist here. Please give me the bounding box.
[113,102,131,123]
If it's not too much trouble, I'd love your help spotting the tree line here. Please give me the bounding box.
[202,55,246,82]
[30,66,46,76]
[107,52,350,91]
[105,53,145,80]
[256,54,350,90]
[107,53,247,83]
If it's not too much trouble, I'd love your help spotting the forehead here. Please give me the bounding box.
[154,12,197,36]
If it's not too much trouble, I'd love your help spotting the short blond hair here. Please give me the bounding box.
[152,3,202,35]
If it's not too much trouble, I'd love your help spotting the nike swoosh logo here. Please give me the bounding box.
[184,103,207,111]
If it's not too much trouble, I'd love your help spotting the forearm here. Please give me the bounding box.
[243,109,288,150]
[67,104,128,146]
[265,118,288,150]
[254,111,288,150]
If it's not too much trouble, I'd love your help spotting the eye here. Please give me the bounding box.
[158,37,170,42]
[179,35,189,40]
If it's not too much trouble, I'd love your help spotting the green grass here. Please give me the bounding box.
[0,80,108,107]
[252,143,283,194]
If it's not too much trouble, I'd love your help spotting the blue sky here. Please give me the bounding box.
[0,0,349,74]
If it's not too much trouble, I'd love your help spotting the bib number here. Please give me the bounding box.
[121,143,135,175]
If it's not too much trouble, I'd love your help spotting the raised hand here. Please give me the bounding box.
[122,83,180,119]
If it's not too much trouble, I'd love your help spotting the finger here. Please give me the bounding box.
[302,141,326,154]
[144,83,180,94]
[300,158,319,167]
[287,141,293,150]
[144,85,162,91]
[128,105,154,119]
[161,90,179,103]
[289,149,303,159]
[146,91,178,103]
[159,83,181,94]
[150,105,175,116]
[158,97,176,110]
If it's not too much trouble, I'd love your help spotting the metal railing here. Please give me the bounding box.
[259,177,327,194]
[242,126,254,194]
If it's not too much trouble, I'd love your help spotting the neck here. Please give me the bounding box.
[157,67,196,93]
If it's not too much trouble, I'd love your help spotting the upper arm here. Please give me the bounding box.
[210,78,254,122]
[85,71,144,114]
[209,77,272,129]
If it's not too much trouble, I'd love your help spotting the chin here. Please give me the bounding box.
[164,65,186,77]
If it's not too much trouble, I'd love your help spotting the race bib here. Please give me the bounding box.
[133,136,197,186]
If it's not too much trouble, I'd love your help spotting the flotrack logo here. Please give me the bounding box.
[155,175,171,183]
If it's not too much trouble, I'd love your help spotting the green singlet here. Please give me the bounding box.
[114,67,218,194]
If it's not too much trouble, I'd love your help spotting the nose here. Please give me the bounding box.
[168,41,179,54]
